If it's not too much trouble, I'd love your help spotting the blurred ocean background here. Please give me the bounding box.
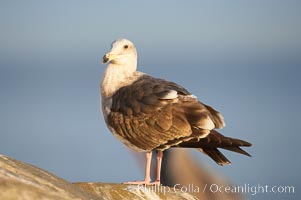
[0,1,300,199]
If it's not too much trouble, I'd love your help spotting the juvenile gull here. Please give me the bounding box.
[101,38,251,185]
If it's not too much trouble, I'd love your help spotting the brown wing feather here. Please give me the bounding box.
[109,76,189,151]
[108,75,220,151]
[204,105,225,129]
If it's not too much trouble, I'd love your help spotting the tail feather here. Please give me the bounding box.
[177,130,252,165]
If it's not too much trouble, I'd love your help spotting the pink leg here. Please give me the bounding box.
[153,151,163,185]
[124,151,152,185]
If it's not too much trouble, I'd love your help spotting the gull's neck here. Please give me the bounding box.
[101,62,142,99]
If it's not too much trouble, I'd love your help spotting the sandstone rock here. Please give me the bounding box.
[74,182,198,200]
[0,154,100,200]
[0,154,197,200]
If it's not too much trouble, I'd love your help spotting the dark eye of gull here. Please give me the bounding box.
[123,45,129,49]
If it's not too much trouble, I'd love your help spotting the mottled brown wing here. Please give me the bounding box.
[108,75,223,151]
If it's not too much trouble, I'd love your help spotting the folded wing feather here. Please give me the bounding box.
[108,75,225,151]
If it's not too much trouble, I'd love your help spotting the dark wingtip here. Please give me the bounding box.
[243,141,252,147]
[223,146,252,157]
[218,160,231,166]
[234,138,252,147]
[201,148,232,166]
